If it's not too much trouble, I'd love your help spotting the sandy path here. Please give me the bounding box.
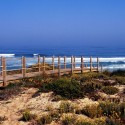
[0,87,99,125]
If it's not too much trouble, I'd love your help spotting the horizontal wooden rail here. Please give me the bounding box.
[0,56,100,86]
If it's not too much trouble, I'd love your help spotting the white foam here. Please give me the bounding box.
[33,54,38,56]
[44,57,125,63]
[0,54,15,57]
[103,64,125,69]
[99,57,125,63]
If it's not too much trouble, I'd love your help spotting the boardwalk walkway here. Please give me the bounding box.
[0,56,99,86]
[0,68,97,85]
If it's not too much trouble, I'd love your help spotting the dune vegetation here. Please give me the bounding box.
[0,70,125,125]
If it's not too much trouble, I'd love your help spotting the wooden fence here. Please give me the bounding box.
[0,56,100,86]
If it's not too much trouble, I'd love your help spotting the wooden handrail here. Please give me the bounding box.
[0,56,99,86]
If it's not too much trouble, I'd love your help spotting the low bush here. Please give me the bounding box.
[80,72,109,80]
[21,77,43,88]
[102,70,111,77]
[88,92,102,101]
[21,76,53,88]
[76,117,106,125]
[45,105,53,112]
[41,78,84,99]
[80,104,102,118]
[71,74,82,81]
[37,114,52,125]
[111,70,125,76]
[99,102,118,118]
[75,120,93,125]
[52,95,66,101]
[49,110,60,121]
[102,86,119,95]
[114,76,125,85]
[102,80,117,86]
[59,101,74,113]
[80,72,98,82]
[61,114,76,125]
[99,101,125,124]
[21,109,37,122]
[123,88,125,94]
[75,117,106,125]
[117,102,125,119]
[82,81,102,94]
[105,118,121,125]
[94,117,106,125]
[0,83,22,100]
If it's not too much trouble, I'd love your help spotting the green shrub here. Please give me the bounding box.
[21,76,43,88]
[111,70,125,76]
[102,86,119,95]
[94,117,106,125]
[102,70,111,77]
[61,114,76,125]
[80,72,109,82]
[52,95,66,101]
[37,114,52,125]
[114,76,125,85]
[21,76,53,88]
[123,88,125,94]
[44,78,84,99]
[82,81,102,94]
[75,121,93,125]
[76,117,106,125]
[105,118,121,125]
[102,80,117,86]
[59,101,74,113]
[117,102,125,119]
[75,117,95,125]
[79,104,102,118]
[88,93,102,101]
[71,74,82,81]
[0,83,22,100]
[21,109,37,122]
[80,72,99,82]
[99,101,125,124]
[49,110,60,121]
[99,102,118,118]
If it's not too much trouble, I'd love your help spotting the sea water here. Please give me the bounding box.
[0,46,125,71]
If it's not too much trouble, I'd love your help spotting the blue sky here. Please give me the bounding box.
[0,0,125,50]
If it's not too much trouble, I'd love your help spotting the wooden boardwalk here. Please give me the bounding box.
[0,68,97,85]
[0,56,100,86]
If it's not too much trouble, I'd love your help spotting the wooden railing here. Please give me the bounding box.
[0,56,100,86]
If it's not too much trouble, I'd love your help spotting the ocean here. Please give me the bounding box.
[0,46,125,71]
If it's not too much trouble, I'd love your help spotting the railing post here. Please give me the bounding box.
[58,56,61,77]
[64,56,66,69]
[1,57,3,76]
[101,65,103,72]
[38,55,41,72]
[90,56,92,72]
[81,56,84,73]
[71,56,73,74]
[43,56,45,73]
[74,56,76,68]
[3,57,6,86]
[52,56,54,74]
[97,57,99,72]
[22,56,26,78]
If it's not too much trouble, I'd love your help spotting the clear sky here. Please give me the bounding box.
[0,0,125,50]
